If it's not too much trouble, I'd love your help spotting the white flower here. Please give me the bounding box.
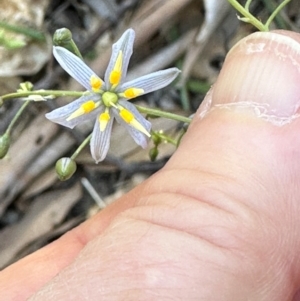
[46,29,180,163]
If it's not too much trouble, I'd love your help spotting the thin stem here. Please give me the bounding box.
[245,0,253,11]
[265,0,291,29]
[153,132,177,146]
[68,39,83,59]
[70,133,92,160]
[261,0,289,29]
[227,0,267,31]
[135,105,192,124]
[1,90,87,102]
[6,100,31,135]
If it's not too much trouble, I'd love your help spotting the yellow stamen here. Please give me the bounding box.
[67,100,96,121]
[130,119,151,137]
[124,88,144,99]
[109,51,123,85]
[82,101,96,112]
[90,75,102,92]
[99,111,110,131]
[119,108,151,137]
[109,71,121,85]
[119,108,134,123]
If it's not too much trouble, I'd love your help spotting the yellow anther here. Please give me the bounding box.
[119,108,134,124]
[109,70,121,85]
[99,111,110,131]
[82,100,96,113]
[90,75,102,92]
[67,100,96,121]
[119,108,151,137]
[124,88,144,99]
[109,51,123,85]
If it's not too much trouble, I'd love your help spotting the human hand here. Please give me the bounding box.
[2,30,300,301]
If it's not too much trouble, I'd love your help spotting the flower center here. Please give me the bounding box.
[102,91,118,107]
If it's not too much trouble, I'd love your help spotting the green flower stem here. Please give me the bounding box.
[245,0,253,11]
[6,100,31,135]
[153,132,177,146]
[70,133,92,160]
[228,0,292,31]
[264,0,291,29]
[135,105,192,124]
[262,0,289,29]
[1,90,87,102]
[227,0,267,31]
[68,39,83,59]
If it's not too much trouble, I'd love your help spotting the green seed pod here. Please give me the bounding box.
[149,147,159,162]
[0,133,10,159]
[53,28,72,46]
[55,157,77,181]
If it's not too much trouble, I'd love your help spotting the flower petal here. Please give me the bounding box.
[90,112,114,163]
[53,46,103,91]
[113,100,151,148]
[104,29,135,88]
[119,68,181,97]
[45,94,101,129]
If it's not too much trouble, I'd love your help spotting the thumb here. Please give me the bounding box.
[166,30,300,299]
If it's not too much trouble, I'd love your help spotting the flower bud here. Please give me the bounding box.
[151,133,161,146]
[149,147,159,162]
[0,133,10,159]
[53,28,72,46]
[55,157,77,181]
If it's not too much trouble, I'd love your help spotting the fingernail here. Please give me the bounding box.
[200,31,300,124]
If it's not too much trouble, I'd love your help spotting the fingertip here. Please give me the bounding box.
[211,31,300,120]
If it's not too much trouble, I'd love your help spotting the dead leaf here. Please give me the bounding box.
[0,182,82,269]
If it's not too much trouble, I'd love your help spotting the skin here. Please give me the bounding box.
[1,30,300,300]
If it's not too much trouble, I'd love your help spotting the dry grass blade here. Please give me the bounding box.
[179,0,231,86]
